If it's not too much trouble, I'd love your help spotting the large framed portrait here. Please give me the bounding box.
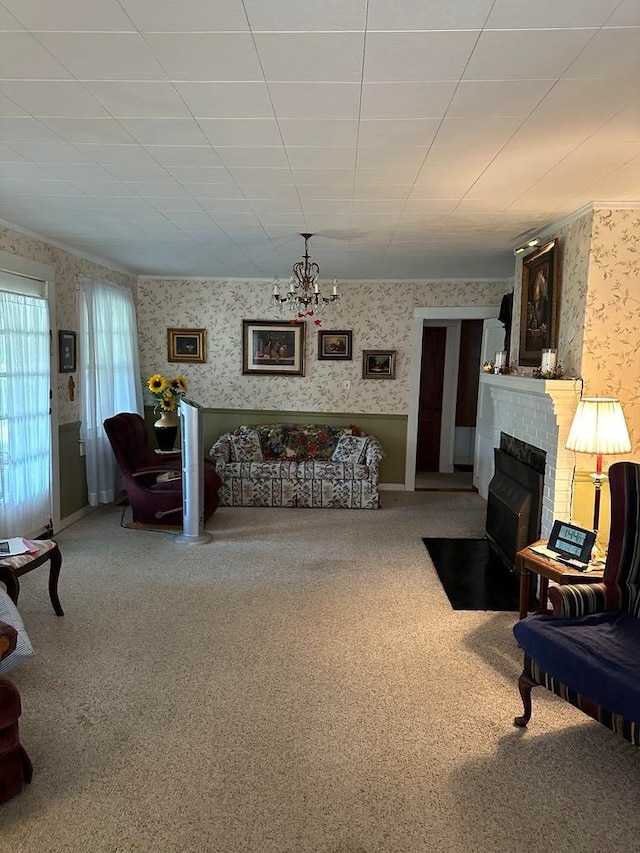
[242,320,305,376]
[362,349,396,379]
[518,239,560,366]
[318,330,352,361]
[167,328,206,363]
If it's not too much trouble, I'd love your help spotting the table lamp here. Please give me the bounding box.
[565,397,631,537]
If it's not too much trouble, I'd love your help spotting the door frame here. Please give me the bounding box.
[0,249,58,532]
[405,306,500,491]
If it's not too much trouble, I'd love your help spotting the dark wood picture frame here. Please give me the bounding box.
[518,239,560,366]
[167,327,206,363]
[362,349,396,379]
[318,330,352,361]
[58,330,76,373]
[242,320,305,376]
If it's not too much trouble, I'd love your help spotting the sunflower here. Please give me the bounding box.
[148,374,167,394]
[171,376,187,393]
[161,393,178,411]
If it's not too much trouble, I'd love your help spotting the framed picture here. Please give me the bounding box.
[362,349,396,379]
[242,320,305,376]
[58,330,76,373]
[167,328,206,363]
[519,239,560,366]
[318,330,352,361]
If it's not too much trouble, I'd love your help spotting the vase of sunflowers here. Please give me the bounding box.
[147,373,187,451]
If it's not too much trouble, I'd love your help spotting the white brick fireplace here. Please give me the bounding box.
[475,375,581,538]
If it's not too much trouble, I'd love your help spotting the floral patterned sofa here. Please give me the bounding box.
[209,423,384,509]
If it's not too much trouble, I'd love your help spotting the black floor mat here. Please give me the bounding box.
[422,537,521,611]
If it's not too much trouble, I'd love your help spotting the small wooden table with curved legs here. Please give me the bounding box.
[0,540,64,616]
[516,540,604,620]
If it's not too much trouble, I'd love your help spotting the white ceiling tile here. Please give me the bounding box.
[403,198,460,214]
[0,82,109,118]
[195,188,247,202]
[45,162,118,182]
[294,199,352,215]
[123,182,190,198]
[67,181,138,197]
[361,82,456,120]
[197,198,252,212]
[165,166,236,184]
[367,0,494,30]
[358,119,440,147]
[355,168,421,184]
[8,141,92,163]
[102,163,170,182]
[173,83,274,120]
[0,32,71,79]
[145,146,224,168]
[463,29,596,80]
[119,118,209,146]
[245,0,366,31]
[143,33,262,81]
[533,78,639,118]
[356,146,428,170]
[76,144,158,166]
[592,100,640,142]
[607,0,640,25]
[120,0,249,31]
[40,118,136,145]
[447,80,555,119]
[286,148,356,168]
[0,7,24,28]
[0,117,60,142]
[199,119,282,147]
[279,120,358,147]
[0,161,56,180]
[509,112,607,146]
[565,28,640,78]
[353,183,411,199]
[269,83,360,120]
[434,117,521,146]
[292,168,354,185]
[0,142,26,160]
[2,0,134,29]
[216,148,290,169]
[37,33,166,81]
[0,92,28,116]
[486,0,620,28]
[236,183,300,200]
[296,184,354,200]
[227,167,293,184]
[84,82,191,119]
[363,32,479,82]
[255,33,364,82]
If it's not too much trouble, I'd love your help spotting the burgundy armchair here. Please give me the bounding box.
[103,412,221,526]
[0,621,32,804]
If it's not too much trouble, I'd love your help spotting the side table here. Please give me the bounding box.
[0,540,64,616]
[516,540,604,620]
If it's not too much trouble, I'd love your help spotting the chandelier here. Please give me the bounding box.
[271,233,338,323]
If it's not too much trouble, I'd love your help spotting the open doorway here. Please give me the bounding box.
[405,307,502,492]
[415,320,483,491]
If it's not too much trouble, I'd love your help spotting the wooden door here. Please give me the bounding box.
[416,326,447,472]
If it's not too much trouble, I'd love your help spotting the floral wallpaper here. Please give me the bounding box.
[137,278,507,416]
[0,226,137,424]
[581,208,640,454]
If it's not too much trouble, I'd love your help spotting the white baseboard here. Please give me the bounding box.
[379,483,406,491]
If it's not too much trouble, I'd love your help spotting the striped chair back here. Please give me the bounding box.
[603,462,640,615]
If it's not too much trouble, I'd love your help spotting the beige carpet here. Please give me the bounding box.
[2,491,639,852]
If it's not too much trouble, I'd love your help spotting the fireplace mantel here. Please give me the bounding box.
[475,374,581,537]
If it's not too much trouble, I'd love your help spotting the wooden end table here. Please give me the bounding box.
[516,540,605,620]
[0,540,64,616]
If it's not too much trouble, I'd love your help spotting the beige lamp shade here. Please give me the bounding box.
[566,397,631,455]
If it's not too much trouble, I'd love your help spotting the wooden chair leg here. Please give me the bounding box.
[0,566,20,605]
[47,545,64,617]
[514,673,536,727]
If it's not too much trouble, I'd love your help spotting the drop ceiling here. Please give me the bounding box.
[0,0,639,280]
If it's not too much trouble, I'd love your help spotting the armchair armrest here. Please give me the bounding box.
[132,466,180,477]
[0,619,18,661]
[548,582,608,617]
[364,435,385,466]
[209,435,232,466]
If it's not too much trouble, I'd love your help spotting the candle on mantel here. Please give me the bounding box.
[494,351,507,372]
[541,349,557,373]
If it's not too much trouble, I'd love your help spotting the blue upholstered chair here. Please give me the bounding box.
[513,461,640,745]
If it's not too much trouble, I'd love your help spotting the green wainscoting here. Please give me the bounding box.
[59,421,88,520]
[144,407,408,484]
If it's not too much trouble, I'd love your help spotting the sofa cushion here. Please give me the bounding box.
[331,434,369,463]
[0,591,34,676]
[230,429,263,462]
[513,611,640,724]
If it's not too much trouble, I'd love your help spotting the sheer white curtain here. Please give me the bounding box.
[79,277,142,506]
[0,290,51,535]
